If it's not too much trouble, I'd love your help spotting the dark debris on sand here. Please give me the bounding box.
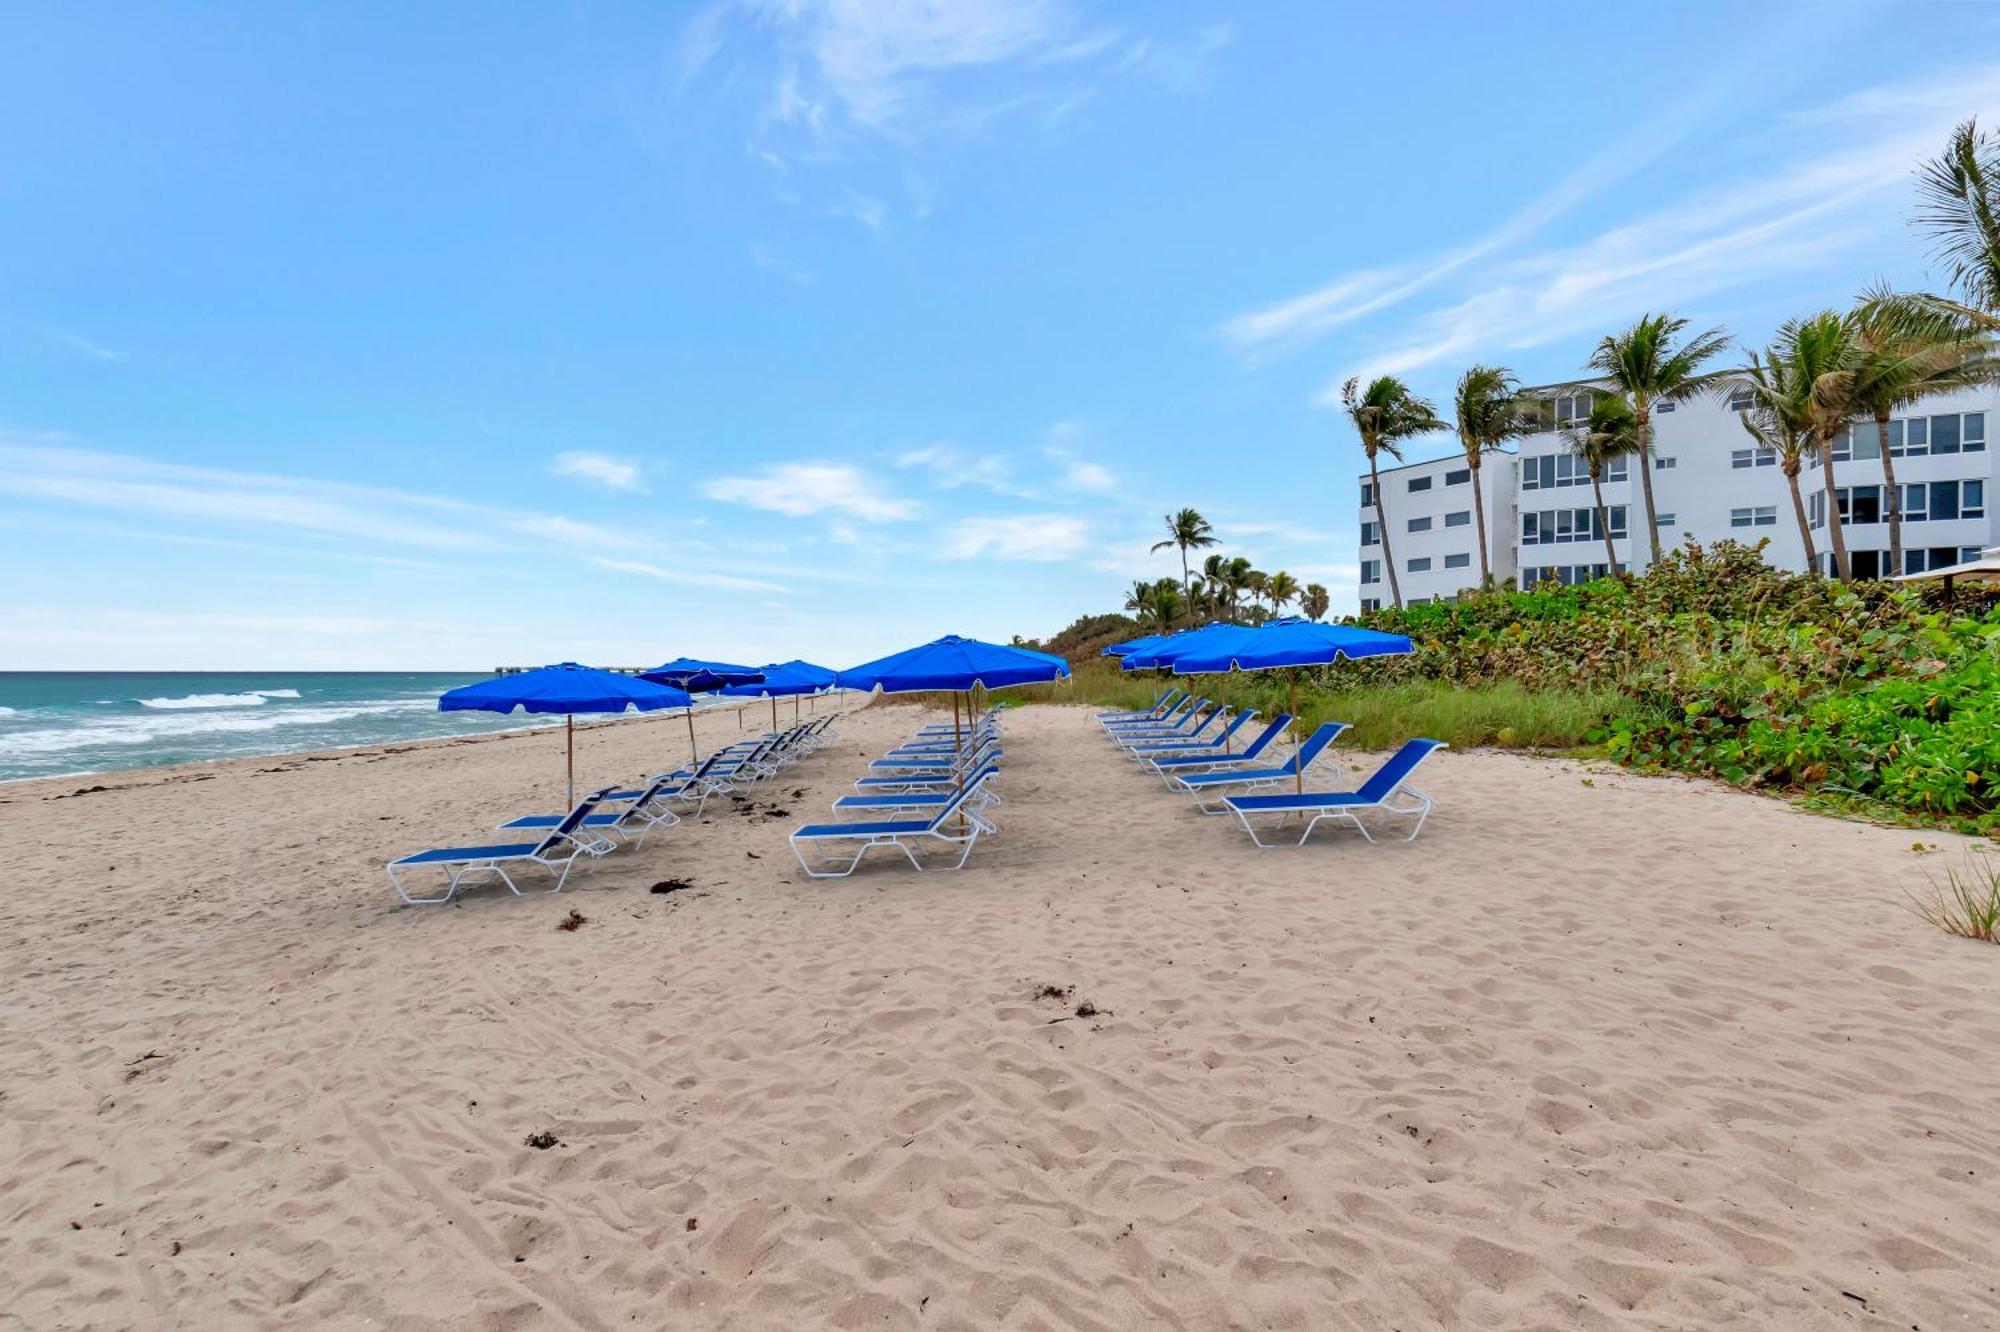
[524,1131,560,1150]
[556,910,588,932]
[650,878,695,895]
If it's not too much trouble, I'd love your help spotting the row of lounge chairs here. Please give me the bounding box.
[789,708,1003,879]
[385,714,842,904]
[1096,688,1446,846]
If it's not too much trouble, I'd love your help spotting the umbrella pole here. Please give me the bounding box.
[566,714,575,808]
[771,695,778,733]
[954,691,967,831]
[1291,674,1303,794]
[685,707,698,766]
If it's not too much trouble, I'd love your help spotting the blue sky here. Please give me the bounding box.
[5,2,2000,669]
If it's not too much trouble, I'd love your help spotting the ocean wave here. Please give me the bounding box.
[0,697,450,759]
[137,692,275,710]
[252,688,302,699]
[0,707,17,717]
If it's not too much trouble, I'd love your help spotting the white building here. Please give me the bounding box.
[1358,380,1998,608]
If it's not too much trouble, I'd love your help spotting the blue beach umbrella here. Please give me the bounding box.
[1168,619,1414,791]
[440,663,691,806]
[640,658,770,760]
[838,634,1070,816]
[719,659,838,727]
[1119,621,1246,672]
[1102,634,1167,658]
[639,657,768,691]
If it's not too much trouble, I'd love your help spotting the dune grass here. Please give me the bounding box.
[1061,660,1632,753]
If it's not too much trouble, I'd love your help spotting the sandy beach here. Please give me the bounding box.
[3,699,1997,1330]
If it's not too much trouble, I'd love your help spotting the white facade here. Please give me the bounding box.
[1358,382,2000,608]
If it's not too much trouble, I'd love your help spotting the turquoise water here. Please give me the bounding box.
[0,672,557,782]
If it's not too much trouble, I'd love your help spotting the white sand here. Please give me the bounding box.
[2,700,1997,1329]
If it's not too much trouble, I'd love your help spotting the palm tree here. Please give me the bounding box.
[1301,583,1330,621]
[1562,393,1646,571]
[1587,314,1731,565]
[1776,311,1865,582]
[1911,119,2000,330]
[1452,364,1538,584]
[1342,375,1446,609]
[1844,295,1992,573]
[1150,508,1218,621]
[1265,570,1300,616]
[1731,346,1820,572]
[1219,557,1256,618]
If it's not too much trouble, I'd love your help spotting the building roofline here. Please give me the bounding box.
[1359,447,1518,481]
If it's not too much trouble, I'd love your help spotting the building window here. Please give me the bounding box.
[1359,559,1380,585]
[1408,515,1433,533]
[1361,481,1374,506]
[1444,552,1471,570]
[1522,506,1628,545]
[1553,391,1593,426]
[1360,597,1381,612]
[1656,512,1676,526]
[1730,506,1778,528]
[1407,556,1432,572]
[1655,455,1676,469]
[1444,467,1471,486]
[1444,510,1471,528]
[1731,446,1777,469]
[1809,491,1825,528]
[1521,562,1624,588]
[1967,412,1987,450]
[1408,475,1433,493]
[1521,452,1627,491]
[1727,388,1754,412]
[1360,521,1379,546]
[1656,399,1676,414]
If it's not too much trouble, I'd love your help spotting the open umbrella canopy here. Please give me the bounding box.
[717,659,836,698]
[836,635,1070,694]
[639,657,767,692]
[1167,620,1413,674]
[440,662,692,714]
[1101,634,1166,658]
[1119,622,1247,672]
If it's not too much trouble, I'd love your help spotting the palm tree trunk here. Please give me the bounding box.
[1369,451,1404,609]
[1819,436,1852,582]
[1469,452,1491,585]
[1180,548,1192,626]
[1634,399,1664,566]
[1784,463,1818,572]
[1591,472,1617,569]
[1876,411,1902,577]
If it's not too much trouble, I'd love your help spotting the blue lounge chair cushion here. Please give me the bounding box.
[1227,791,1368,812]
[393,842,544,866]
[794,817,935,838]
[498,813,626,831]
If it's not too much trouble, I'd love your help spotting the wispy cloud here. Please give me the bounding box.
[894,442,1018,493]
[943,512,1089,561]
[1221,19,1942,383]
[550,450,646,492]
[46,328,123,361]
[592,557,787,594]
[702,460,917,521]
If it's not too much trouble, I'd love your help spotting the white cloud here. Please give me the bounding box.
[591,557,788,594]
[894,442,1018,493]
[1042,441,1115,493]
[550,450,645,492]
[46,328,123,361]
[943,513,1089,561]
[702,460,916,521]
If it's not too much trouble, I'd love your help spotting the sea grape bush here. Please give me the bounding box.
[1354,538,2000,832]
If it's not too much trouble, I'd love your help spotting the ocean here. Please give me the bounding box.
[0,672,563,783]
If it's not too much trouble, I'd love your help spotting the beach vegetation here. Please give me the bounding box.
[1342,374,1447,610]
[1906,852,2000,942]
[1586,313,1732,564]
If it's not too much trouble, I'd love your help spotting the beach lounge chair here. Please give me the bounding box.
[1127,708,1256,759]
[867,735,1002,777]
[387,793,609,905]
[1147,714,1293,781]
[1101,694,1199,732]
[495,777,683,849]
[1171,721,1349,812]
[1110,699,1221,748]
[790,772,997,878]
[1224,739,1448,846]
[832,762,1002,817]
[1097,688,1181,725]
